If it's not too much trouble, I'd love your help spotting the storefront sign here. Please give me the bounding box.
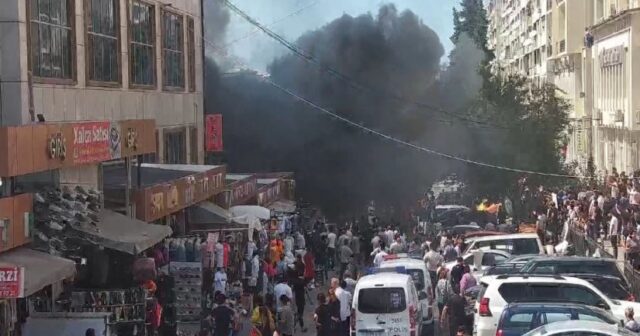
[136,166,227,222]
[0,266,24,298]
[593,14,631,40]
[0,119,157,177]
[257,181,282,207]
[599,45,624,68]
[231,177,257,205]
[205,114,223,152]
[72,122,112,164]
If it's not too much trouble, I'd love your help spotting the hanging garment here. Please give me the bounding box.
[215,242,224,268]
[223,242,231,267]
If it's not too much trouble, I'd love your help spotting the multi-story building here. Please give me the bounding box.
[0,0,205,189]
[589,0,640,173]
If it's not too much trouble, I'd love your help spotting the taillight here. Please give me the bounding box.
[496,329,504,336]
[628,294,636,302]
[351,308,356,331]
[479,297,492,316]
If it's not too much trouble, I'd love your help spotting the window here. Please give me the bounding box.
[407,269,425,291]
[189,126,198,164]
[29,0,75,81]
[357,288,406,314]
[129,1,155,87]
[86,0,120,84]
[187,17,196,92]
[162,10,184,89]
[164,128,186,164]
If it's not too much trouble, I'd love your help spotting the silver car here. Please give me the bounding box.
[523,320,634,336]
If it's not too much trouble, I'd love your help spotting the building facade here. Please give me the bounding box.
[487,0,640,172]
[0,0,205,188]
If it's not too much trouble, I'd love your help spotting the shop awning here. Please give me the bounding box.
[0,248,76,297]
[73,210,172,255]
[268,200,296,213]
[189,201,233,225]
[230,205,271,220]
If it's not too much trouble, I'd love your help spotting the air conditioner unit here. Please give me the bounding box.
[614,109,624,122]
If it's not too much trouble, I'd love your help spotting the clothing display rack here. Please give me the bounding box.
[169,262,202,336]
[69,288,147,335]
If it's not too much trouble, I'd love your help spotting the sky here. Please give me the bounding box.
[222,0,458,72]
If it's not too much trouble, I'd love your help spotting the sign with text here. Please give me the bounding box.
[0,266,24,298]
[72,122,112,164]
[257,180,282,207]
[205,114,223,152]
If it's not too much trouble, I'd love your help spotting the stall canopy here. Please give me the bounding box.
[268,200,296,213]
[230,205,271,220]
[189,201,233,225]
[0,248,76,296]
[73,210,172,255]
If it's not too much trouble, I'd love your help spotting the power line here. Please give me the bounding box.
[222,0,515,131]
[197,29,586,179]
[222,0,321,48]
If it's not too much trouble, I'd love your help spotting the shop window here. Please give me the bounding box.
[187,17,196,92]
[164,128,186,164]
[129,0,155,87]
[85,0,120,84]
[190,126,198,164]
[162,10,184,89]
[28,0,75,81]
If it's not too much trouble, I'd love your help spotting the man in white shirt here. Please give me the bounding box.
[274,278,293,312]
[609,213,620,259]
[389,236,404,254]
[284,235,294,254]
[423,245,443,292]
[327,229,337,270]
[373,242,388,267]
[385,228,395,246]
[294,231,306,250]
[214,268,227,296]
[335,280,353,336]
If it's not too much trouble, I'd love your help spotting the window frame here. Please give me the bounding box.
[27,0,77,85]
[187,16,196,92]
[127,0,156,89]
[161,8,185,91]
[84,0,123,87]
[163,127,187,164]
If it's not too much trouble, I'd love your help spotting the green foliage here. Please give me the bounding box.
[451,0,490,54]
[465,74,571,196]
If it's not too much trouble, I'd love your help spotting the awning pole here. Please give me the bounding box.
[125,157,132,218]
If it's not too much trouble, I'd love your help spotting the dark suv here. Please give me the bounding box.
[496,302,619,336]
[519,257,626,283]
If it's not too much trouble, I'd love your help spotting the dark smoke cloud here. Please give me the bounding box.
[207,4,482,218]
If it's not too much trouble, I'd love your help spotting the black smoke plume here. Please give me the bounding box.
[206,4,479,218]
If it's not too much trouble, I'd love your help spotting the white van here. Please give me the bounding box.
[351,273,422,336]
[379,257,434,328]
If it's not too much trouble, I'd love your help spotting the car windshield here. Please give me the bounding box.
[407,269,425,291]
[358,288,407,314]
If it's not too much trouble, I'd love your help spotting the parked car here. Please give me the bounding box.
[563,274,635,302]
[522,320,634,336]
[519,257,627,286]
[473,274,640,336]
[464,233,545,256]
[351,273,422,336]
[443,250,511,278]
[435,205,472,227]
[379,257,435,327]
[495,302,619,336]
[445,224,482,237]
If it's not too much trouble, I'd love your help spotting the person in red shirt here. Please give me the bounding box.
[303,251,315,284]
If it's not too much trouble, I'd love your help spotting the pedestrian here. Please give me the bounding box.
[373,242,388,267]
[249,251,260,294]
[277,295,295,336]
[294,253,305,278]
[85,329,96,336]
[291,270,308,332]
[459,265,477,295]
[423,243,443,292]
[627,231,640,267]
[610,212,620,259]
[625,307,640,332]
[251,296,275,336]
[450,257,465,287]
[443,238,457,262]
[440,286,467,336]
[436,268,453,313]
[214,267,227,296]
[536,209,547,245]
[211,293,236,336]
[390,235,404,254]
[343,271,357,295]
[303,250,316,284]
[335,280,353,336]
[314,293,331,336]
[274,276,293,313]
[327,228,337,270]
[328,289,341,333]
[339,239,353,279]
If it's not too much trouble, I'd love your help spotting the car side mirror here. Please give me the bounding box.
[418,292,428,300]
[596,300,610,310]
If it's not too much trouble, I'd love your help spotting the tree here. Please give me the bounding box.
[451,0,490,54]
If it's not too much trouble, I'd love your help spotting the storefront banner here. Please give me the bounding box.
[0,266,24,298]
[257,181,282,207]
[231,177,257,206]
[71,122,112,164]
[205,114,223,152]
